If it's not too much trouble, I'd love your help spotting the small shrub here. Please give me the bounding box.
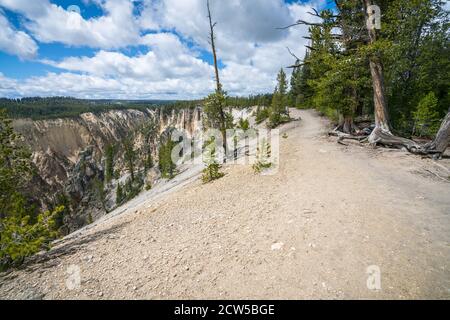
[253,139,273,174]
[201,138,225,183]
[202,162,225,183]
[0,206,64,269]
[237,118,250,130]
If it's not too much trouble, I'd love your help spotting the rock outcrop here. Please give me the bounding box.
[12,107,203,232]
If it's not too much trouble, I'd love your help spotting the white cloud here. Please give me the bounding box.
[0,11,38,59]
[44,33,213,81]
[0,72,215,100]
[0,0,326,98]
[0,0,141,49]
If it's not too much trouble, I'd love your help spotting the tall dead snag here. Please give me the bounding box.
[206,0,228,160]
[207,0,220,93]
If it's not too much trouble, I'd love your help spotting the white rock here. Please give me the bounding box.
[271,242,284,251]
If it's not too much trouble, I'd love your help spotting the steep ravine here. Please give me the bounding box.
[12,107,203,233]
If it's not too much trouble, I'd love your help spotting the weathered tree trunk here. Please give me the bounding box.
[361,0,421,152]
[422,111,450,158]
[368,57,391,135]
[207,0,227,160]
[207,0,221,93]
[336,115,358,134]
[363,0,392,142]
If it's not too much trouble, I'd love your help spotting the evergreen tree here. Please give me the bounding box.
[253,138,272,174]
[144,151,154,173]
[123,136,136,181]
[104,144,116,184]
[0,109,63,269]
[268,68,290,128]
[202,138,225,183]
[158,135,177,179]
[116,183,124,206]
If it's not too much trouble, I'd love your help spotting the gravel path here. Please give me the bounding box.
[1,109,449,300]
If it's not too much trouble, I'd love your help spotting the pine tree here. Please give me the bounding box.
[202,138,225,183]
[253,138,272,174]
[123,136,136,181]
[0,109,63,269]
[268,68,290,128]
[116,183,124,206]
[158,135,177,179]
[0,110,33,217]
[144,151,154,172]
[413,92,441,137]
[104,144,116,184]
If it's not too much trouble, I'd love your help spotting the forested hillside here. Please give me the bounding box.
[0,96,271,120]
[289,0,449,150]
[0,0,449,301]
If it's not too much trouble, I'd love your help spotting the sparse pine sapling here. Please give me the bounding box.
[202,138,225,183]
[253,139,273,174]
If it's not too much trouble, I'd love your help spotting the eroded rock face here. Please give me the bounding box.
[12,107,203,231]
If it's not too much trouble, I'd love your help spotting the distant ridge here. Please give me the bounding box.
[0,97,200,120]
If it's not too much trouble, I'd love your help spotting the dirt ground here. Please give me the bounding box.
[1,109,449,300]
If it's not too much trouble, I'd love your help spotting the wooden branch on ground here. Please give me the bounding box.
[328,129,368,142]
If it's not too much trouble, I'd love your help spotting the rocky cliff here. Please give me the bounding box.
[12,107,203,232]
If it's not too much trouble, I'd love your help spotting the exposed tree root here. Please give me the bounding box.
[420,112,450,159]
[368,127,421,152]
[328,111,450,160]
[328,129,368,142]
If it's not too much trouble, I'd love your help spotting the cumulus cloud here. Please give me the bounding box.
[0,71,215,99]
[0,11,38,59]
[0,0,141,49]
[0,0,325,98]
[45,33,213,81]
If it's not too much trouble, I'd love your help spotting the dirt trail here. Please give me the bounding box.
[1,109,449,300]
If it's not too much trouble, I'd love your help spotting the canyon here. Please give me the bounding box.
[12,107,203,233]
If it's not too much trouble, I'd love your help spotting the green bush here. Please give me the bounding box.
[202,138,225,183]
[413,92,441,137]
[255,107,270,124]
[253,139,273,174]
[1,206,63,270]
[237,118,250,130]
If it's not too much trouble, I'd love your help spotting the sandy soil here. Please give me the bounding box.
[1,109,449,300]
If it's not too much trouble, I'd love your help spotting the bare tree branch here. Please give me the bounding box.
[286,47,301,61]
[277,19,324,30]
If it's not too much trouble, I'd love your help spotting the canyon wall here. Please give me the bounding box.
[12,107,202,232]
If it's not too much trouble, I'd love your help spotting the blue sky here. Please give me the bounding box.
[0,0,325,99]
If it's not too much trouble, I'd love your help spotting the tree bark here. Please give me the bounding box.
[336,115,358,134]
[363,0,392,143]
[422,111,450,157]
[207,0,227,161]
[207,0,221,93]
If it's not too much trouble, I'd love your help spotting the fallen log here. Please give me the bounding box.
[368,127,421,152]
[328,129,368,142]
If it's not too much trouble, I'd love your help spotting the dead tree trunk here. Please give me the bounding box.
[335,115,359,134]
[207,0,221,93]
[422,111,450,158]
[207,0,227,159]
